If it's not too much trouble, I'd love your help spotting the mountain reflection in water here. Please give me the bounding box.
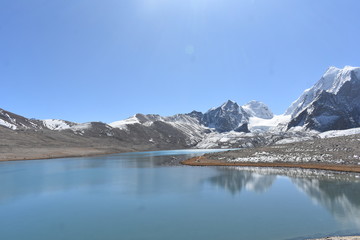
[208,167,276,194]
[208,166,360,228]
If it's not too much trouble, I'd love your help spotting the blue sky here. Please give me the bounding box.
[1,0,360,123]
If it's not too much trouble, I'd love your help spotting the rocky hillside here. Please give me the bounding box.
[0,111,208,161]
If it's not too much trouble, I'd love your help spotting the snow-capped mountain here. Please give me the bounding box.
[110,100,270,136]
[287,66,360,131]
[286,66,360,116]
[109,100,292,143]
[243,100,274,119]
[108,100,304,149]
[201,100,250,132]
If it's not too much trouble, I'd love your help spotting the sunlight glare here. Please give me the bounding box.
[140,0,222,13]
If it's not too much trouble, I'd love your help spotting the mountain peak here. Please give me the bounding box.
[220,100,239,111]
[224,99,236,104]
[243,100,274,119]
[202,100,249,132]
[327,65,358,71]
[343,65,360,71]
[285,66,360,116]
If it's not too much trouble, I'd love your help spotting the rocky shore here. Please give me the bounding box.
[182,133,360,173]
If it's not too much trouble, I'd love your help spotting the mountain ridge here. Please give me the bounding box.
[1,65,360,156]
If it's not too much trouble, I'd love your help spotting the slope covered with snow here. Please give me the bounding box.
[319,127,360,138]
[109,115,141,130]
[243,100,274,119]
[248,114,291,132]
[42,119,76,130]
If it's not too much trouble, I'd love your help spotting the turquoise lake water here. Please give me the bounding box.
[1,149,360,240]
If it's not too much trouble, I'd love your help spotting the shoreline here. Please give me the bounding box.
[310,237,360,240]
[0,148,129,162]
[181,156,360,173]
[0,146,188,163]
[3,147,360,174]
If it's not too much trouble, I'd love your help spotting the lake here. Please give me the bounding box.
[1,149,360,240]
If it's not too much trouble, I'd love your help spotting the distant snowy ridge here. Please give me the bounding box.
[3,65,360,151]
[110,113,210,145]
[110,66,360,135]
[110,100,281,136]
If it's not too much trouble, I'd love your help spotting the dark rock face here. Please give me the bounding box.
[201,100,249,133]
[288,70,360,132]
[186,111,204,122]
[234,123,250,133]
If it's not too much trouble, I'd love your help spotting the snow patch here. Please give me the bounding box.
[0,119,17,130]
[248,114,291,132]
[43,119,73,130]
[109,116,140,129]
[319,127,360,138]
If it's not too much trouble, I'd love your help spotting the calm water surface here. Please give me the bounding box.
[1,149,360,240]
